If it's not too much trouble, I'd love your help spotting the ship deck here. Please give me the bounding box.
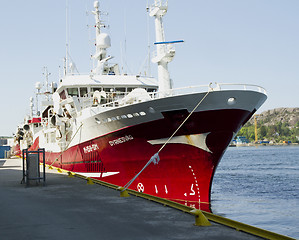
[0,158,279,240]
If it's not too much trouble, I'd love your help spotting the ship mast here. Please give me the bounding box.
[92,1,111,75]
[149,0,175,96]
[29,97,34,118]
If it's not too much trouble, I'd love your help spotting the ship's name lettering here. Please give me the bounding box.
[109,135,133,146]
[83,144,99,153]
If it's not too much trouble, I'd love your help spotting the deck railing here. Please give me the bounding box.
[81,83,267,110]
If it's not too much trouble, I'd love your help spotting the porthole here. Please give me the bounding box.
[95,117,101,124]
[133,113,140,117]
[227,97,236,105]
[127,114,133,118]
[148,107,155,114]
[139,111,146,116]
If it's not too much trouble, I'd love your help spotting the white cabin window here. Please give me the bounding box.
[95,117,101,124]
[104,88,114,92]
[148,88,157,92]
[115,88,125,93]
[67,88,79,97]
[80,87,88,97]
[91,87,102,93]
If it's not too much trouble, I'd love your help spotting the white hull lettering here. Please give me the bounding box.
[109,135,134,146]
[83,144,99,154]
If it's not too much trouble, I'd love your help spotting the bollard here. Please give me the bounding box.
[190,209,211,226]
[86,177,94,185]
[67,171,75,177]
[118,187,130,197]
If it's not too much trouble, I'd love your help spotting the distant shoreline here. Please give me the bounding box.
[230,143,299,147]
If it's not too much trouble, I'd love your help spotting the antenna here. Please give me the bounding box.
[65,0,70,76]
[120,41,124,74]
[43,67,51,100]
[85,3,93,72]
[121,8,133,75]
[35,82,42,116]
[91,1,112,75]
[30,97,34,118]
[146,0,151,76]
[123,7,127,74]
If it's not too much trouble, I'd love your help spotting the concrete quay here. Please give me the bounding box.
[0,158,263,240]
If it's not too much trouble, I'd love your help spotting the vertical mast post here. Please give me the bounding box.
[92,1,111,75]
[149,0,174,97]
[93,1,102,57]
[30,97,34,118]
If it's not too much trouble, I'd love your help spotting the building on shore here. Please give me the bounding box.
[0,137,13,158]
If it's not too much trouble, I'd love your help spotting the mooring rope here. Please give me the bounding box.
[121,87,212,192]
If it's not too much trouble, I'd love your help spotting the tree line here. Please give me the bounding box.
[236,121,299,143]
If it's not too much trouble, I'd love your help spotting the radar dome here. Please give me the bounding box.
[94,1,99,8]
[97,33,111,48]
[35,82,42,90]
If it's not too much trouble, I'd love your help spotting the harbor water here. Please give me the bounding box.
[211,145,299,239]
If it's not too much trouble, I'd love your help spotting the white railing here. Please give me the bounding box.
[214,83,267,94]
[79,82,267,110]
[149,82,267,98]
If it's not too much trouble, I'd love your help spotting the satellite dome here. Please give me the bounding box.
[94,1,99,8]
[35,82,42,90]
[97,33,111,48]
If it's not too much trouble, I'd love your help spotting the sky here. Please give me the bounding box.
[0,0,298,136]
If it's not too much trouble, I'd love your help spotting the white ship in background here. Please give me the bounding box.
[14,0,267,211]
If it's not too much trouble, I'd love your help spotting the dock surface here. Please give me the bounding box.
[0,158,262,240]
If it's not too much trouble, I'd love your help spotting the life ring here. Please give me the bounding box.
[137,183,144,192]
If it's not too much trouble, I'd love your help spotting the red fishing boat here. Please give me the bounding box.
[15,0,266,211]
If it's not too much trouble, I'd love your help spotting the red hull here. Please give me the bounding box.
[31,108,253,211]
[12,143,21,158]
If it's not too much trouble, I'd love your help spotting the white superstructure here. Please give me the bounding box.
[17,0,266,156]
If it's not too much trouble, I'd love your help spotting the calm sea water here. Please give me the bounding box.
[211,146,299,239]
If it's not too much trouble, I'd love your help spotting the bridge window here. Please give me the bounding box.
[67,88,79,97]
[80,87,88,97]
[104,88,114,92]
[91,87,102,93]
[148,88,157,92]
[115,88,125,93]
